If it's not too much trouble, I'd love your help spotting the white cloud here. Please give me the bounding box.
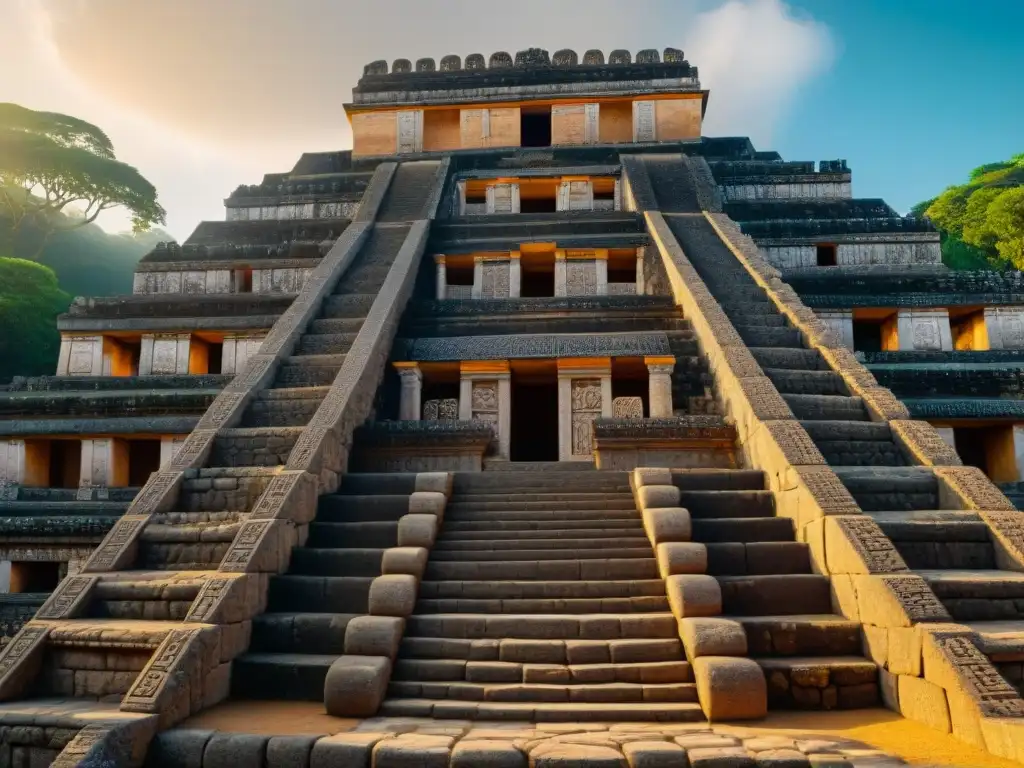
[683,0,834,145]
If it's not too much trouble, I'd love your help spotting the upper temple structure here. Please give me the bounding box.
[2,47,1024,767]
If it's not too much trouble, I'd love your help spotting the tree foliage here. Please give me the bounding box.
[0,257,71,383]
[921,154,1024,269]
[0,103,166,259]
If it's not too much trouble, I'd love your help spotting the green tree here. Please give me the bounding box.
[0,257,71,383]
[0,103,166,260]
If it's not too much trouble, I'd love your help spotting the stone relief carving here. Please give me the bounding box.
[471,381,499,429]
[423,398,459,421]
[480,262,511,299]
[489,51,512,68]
[636,49,661,64]
[912,319,940,350]
[609,49,632,65]
[613,396,643,419]
[571,379,602,456]
[465,53,485,70]
[552,49,578,67]
[440,55,462,71]
[583,49,605,65]
[566,261,598,296]
[663,47,685,62]
[416,57,436,72]
[392,58,411,73]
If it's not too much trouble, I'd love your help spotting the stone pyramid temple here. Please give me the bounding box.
[2,46,1024,766]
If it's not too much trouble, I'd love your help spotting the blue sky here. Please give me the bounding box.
[771,0,1024,212]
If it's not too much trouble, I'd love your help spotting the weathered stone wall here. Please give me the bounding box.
[722,181,852,201]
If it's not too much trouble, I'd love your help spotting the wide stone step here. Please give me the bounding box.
[452,474,630,495]
[759,656,879,710]
[405,612,678,640]
[920,570,1024,622]
[307,521,399,548]
[424,558,658,581]
[289,547,386,577]
[734,614,863,657]
[399,636,683,663]
[706,542,810,576]
[337,473,422,495]
[765,369,847,396]
[691,517,795,543]
[428,547,653,562]
[446,498,636,512]
[967,620,1024,661]
[392,658,692,685]
[267,575,372,613]
[90,575,205,621]
[817,440,908,468]
[870,511,995,569]
[671,469,766,491]
[210,427,303,467]
[308,317,364,335]
[418,580,668,600]
[442,519,643,533]
[232,652,336,701]
[444,509,640,523]
[250,612,359,654]
[734,325,803,348]
[320,294,373,319]
[136,541,228,571]
[784,394,868,421]
[801,420,891,442]
[718,574,832,616]
[273,355,346,388]
[240,387,326,428]
[294,332,358,356]
[725,312,787,327]
[677,490,774,518]
[432,537,648,552]
[437,528,648,542]
[452,492,636,505]
[832,466,938,511]
[378,698,705,721]
[750,347,829,371]
[139,521,240,543]
[316,494,412,522]
[416,595,669,614]
[386,679,698,704]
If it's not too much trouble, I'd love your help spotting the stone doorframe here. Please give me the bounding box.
[458,361,511,459]
[557,358,613,461]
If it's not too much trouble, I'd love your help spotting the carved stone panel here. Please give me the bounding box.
[424,398,458,422]
[633,101,656,142]
[571,379,602,457]
[471,381,499,428]
[565,261,598,296]
[396,110,424,154]
[480,261,511,299]
[613,396,643,419]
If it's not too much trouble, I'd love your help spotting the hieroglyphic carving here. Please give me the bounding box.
[834,516,908,573]
[219,520,272,571]
[613,397,643,419]
[911,318,940,350]
[184,577,231,623]
[0,624,49,686]
[35,576,97,619]
[858,387,910,421]
[879,574,951,623]
[794,466,860,516]
[932,635,1024,717]
[196,394,246,431]
[480,262,510,299]
[890,420,962,466]
[438,398,458,421]
[84,515,151,572]
[738,377,794,420]
[565,261,598,296]
[166,429,217,471]
[122,628,198,711]
[128,471,179,515]
[764,421,825,465]
[571,379,602,456]
[423,400,439,420]
[633,100,656,142]
[979,511,1024,565]
[935,466,1017,511]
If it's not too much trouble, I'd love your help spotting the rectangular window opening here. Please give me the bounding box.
[9,561,60,594]
[852,321,884,354]
[816,244,837,267]
[234,268,253,293]
[127,439,163,487]
[520,106,552,148]
[48,440,81,489]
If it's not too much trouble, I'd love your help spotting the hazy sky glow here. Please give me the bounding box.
[1,0,1021,240]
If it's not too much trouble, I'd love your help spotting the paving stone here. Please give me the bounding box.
[146,729,214,768]
[310,732,389,768]
[450,739,527,768]
[753,749,810,768]
[529,742,629,767]
[621,739,687,767]
[372,734,454,768]
[202,733,268,768]
[266,735,320,768]
[688,747,756,768]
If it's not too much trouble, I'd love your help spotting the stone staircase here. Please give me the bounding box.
[232,473,427,700]
[380,467,707,722]
[673,470,879,709]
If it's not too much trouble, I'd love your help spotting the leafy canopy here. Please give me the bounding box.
[922,154,1024,269]
[0,256,70,382]
[0,103,166,258]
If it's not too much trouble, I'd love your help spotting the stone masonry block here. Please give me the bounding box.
[692,656,767,721]
[368,574,418,617]
[853,574,950,628]
[344,616,405,659]
[397,514,438,548]
[450,739,527,768]
[679,618,747,658]
[824,516,908,575]
[897,674,951,733]
[633,467,673,489]
[409,491,446,519]
[324,655,391,717]
[310,732,389,768]
[637,484,681,510]
[656,542,707,578]
[203,733,269,768]
[642,507,692,546]
[381,547,429,579]
[665,574,722,619]
[416,472,453,497]
[145,729,213,768]
[373,734,455,768]
[266,736,319,768]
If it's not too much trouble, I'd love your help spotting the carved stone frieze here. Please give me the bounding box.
[571,379,603,457]
[793,466,860,516]
[833,516,908,573]
[738,377,793,421]
[890,420,962,467]
[935,466,1016,511]
[764,421,825,465]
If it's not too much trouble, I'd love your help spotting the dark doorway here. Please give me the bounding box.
[852,321,884,354]
[816,244,837,267]
[510,379,559,461]
[953,428,989,475]
[521,265,555,297]
[49,441,81,488]
[519,196,557,214]
[520,106,552,148]
[612,378,649,417]
[128,439,162,487]
[9,561,60,593]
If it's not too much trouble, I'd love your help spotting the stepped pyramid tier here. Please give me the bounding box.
[0,46,1022,767]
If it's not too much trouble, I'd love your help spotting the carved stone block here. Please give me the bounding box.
[935,466,1016,511]
[609,49,632,65]
[793,466,861,516]
[613,397,643,419]
[764,421,825,466]
[489,51,512,68]
[583,49,605,65]
[439,55,461,71]
[890,420,962,467]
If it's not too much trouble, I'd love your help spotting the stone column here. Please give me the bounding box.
[818,311,855,350]
[0,440,25,484]
[614,178,623,211]
[635,249,645,295]
[646,356,676,418]
[80,438,128,489]
[633,100,657,142]
[486,183,519,214]
[140,334,192,375]
[557,358,612,461]
[554,251,568,297]
[456,182,467,216]
[56,335,103,376]
[395,363,423,421]
[595,251,609,296]
[471,257,483,299]
[984,308,1024,350]
[895,310,953,351]
[459,362,511,458]
[435,255,447,300]
[509,252,522,298]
